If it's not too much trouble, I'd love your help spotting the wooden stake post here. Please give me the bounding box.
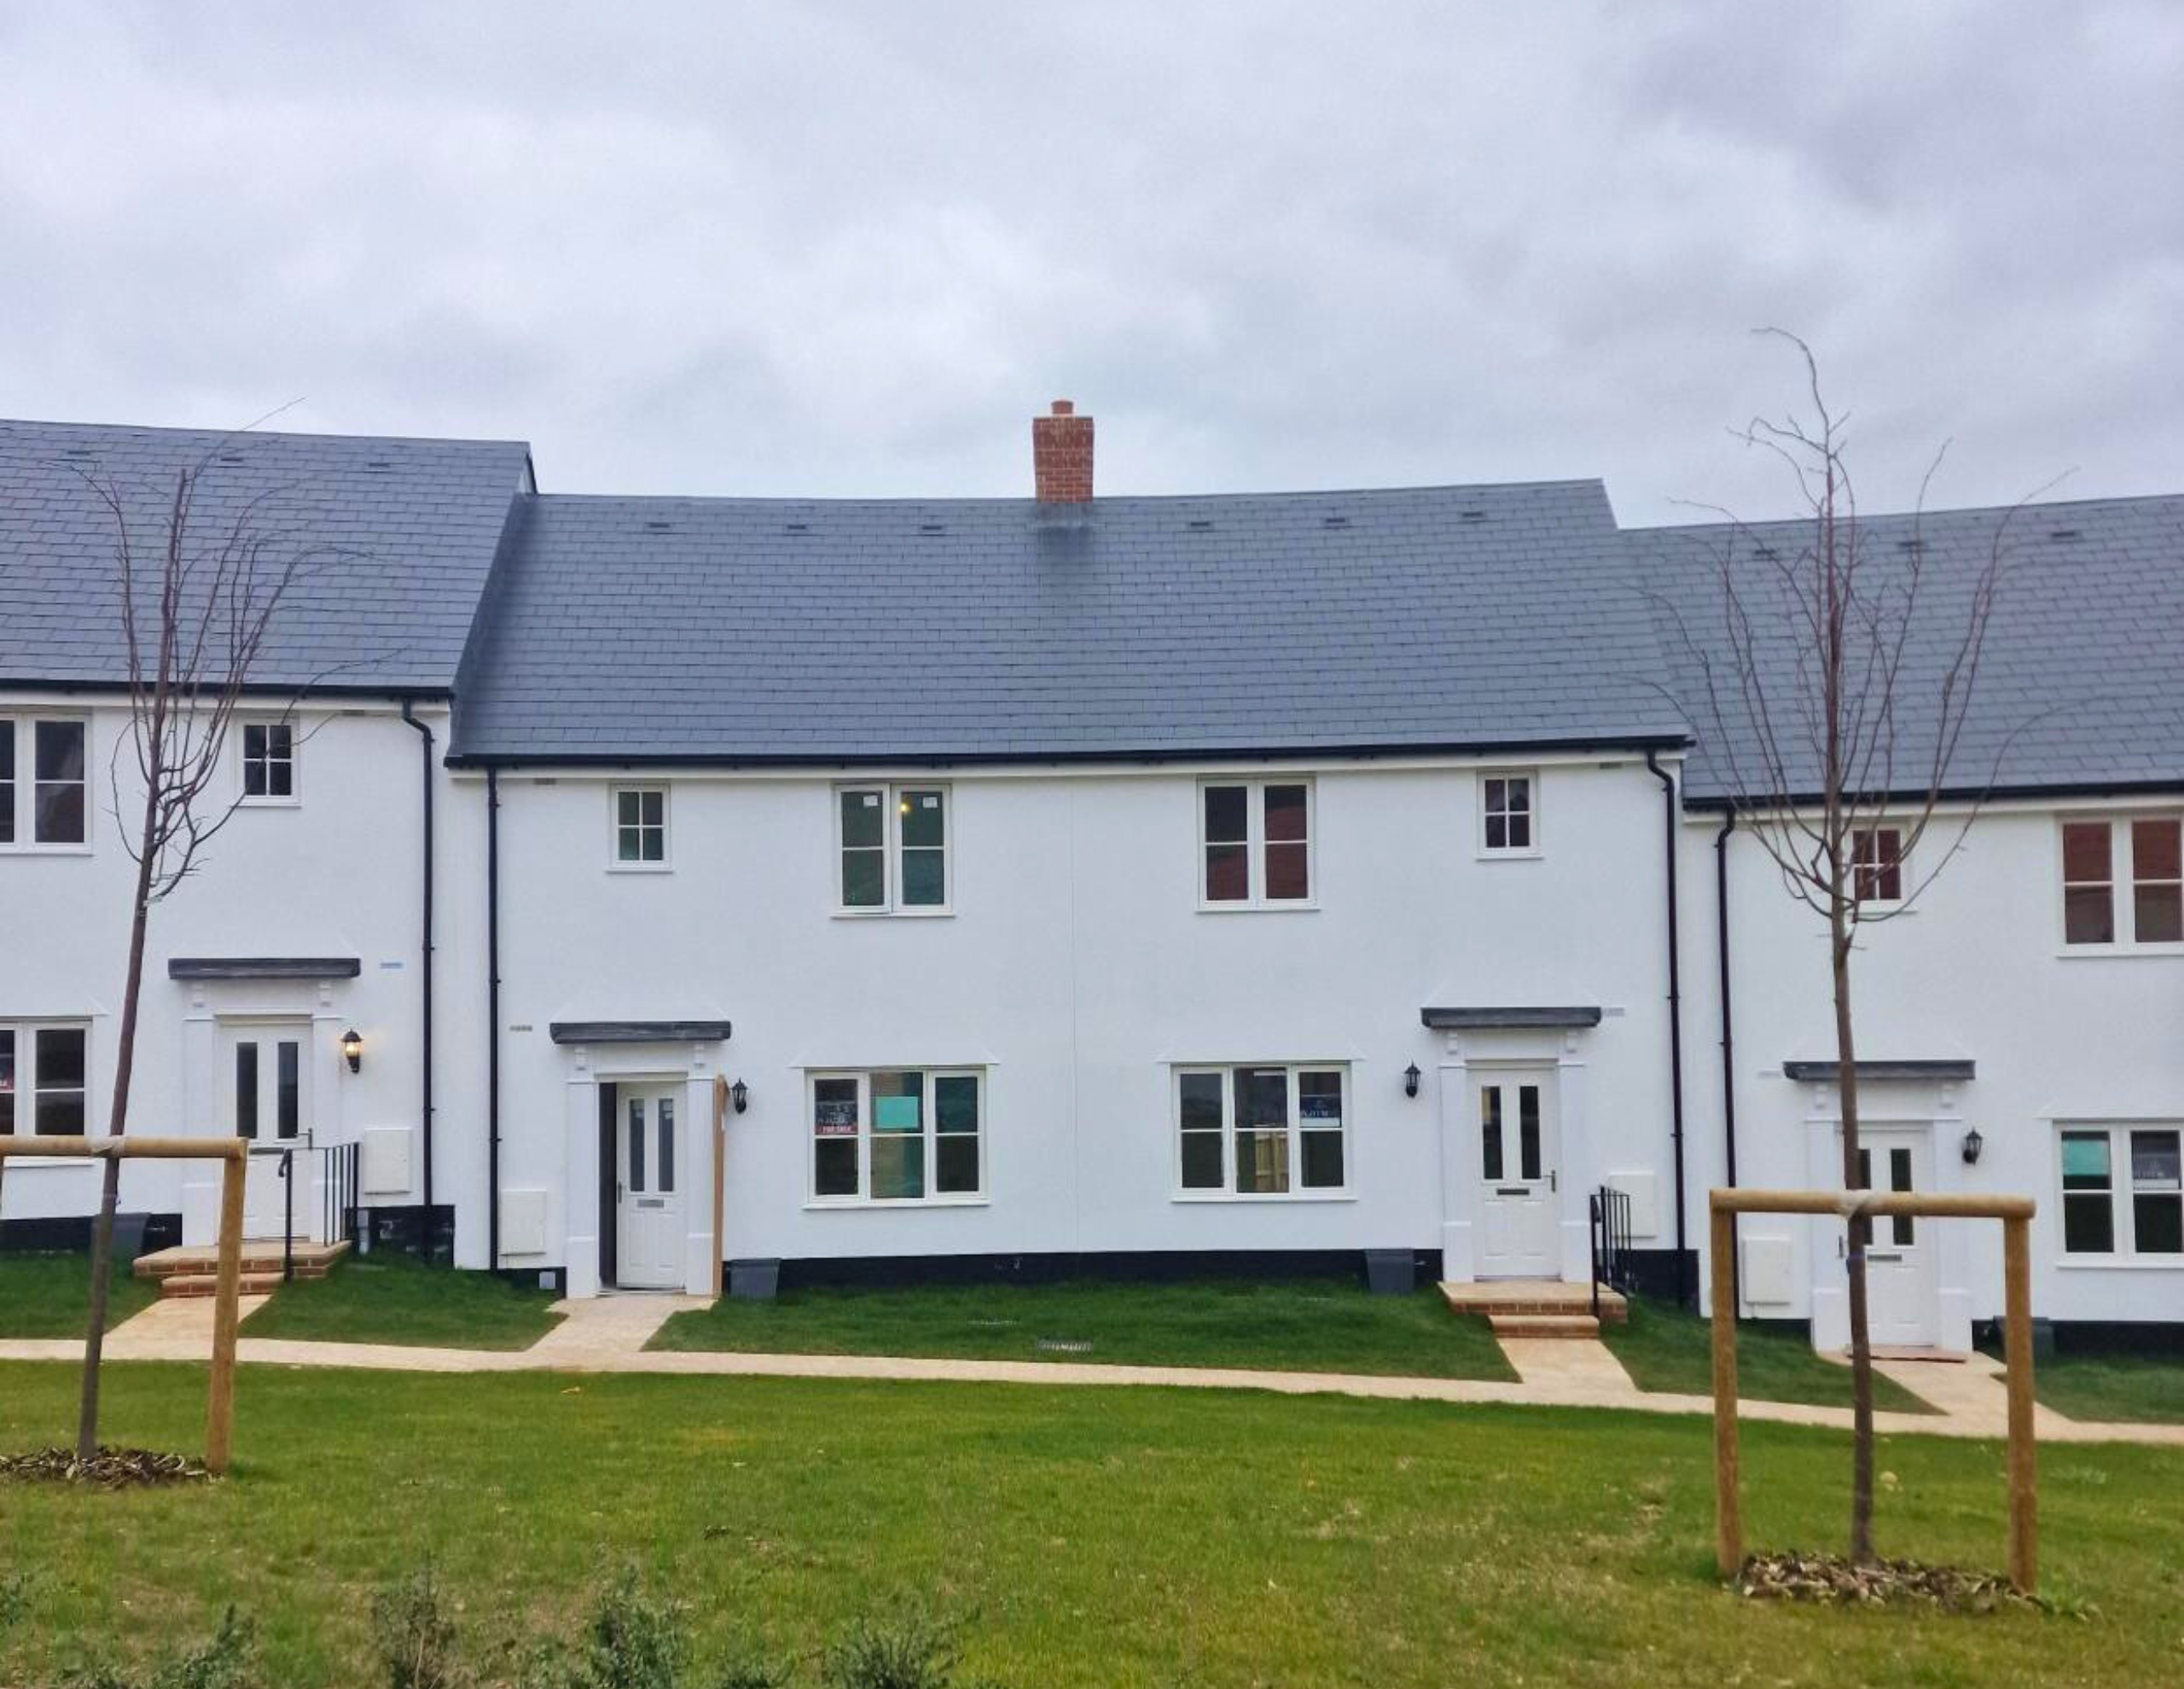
[0,1135,250,1476]
[1707,1187,2039,1592]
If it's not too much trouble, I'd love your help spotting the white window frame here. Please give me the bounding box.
[236,717,300,807]
[0,715,91,852]
[2056,1123,2184,1264]
[0,1019,92,1139]
[833,783,951,915]
[1851,823,1907,908]
[607,784,672,872]
[1170,1062,1352,1201]
[1196,777,1316,910]
[2058,815,2184,953]
[804,1067,986,1207]
[1477,769,1541,859]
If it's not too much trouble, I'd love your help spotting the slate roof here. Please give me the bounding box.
[0,419,531,693]
[1629,494,2184,804]
[449,481,1692,763]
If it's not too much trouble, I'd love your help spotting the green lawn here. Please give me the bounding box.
[1602,1297,1936,1415]
[240,1251,563,1351]
[1,1361,2177,1686]
[2014,1348,2184,1426]
[0,1251,159,1338]
[650,1277,1517,1379]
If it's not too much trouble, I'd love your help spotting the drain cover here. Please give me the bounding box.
[1034,1338,1094,1354]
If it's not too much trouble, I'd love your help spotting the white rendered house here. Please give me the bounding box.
[3,404,2178,1353]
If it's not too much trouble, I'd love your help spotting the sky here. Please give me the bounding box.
[1,3,2178,525]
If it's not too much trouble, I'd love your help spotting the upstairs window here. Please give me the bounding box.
[2,718,87,847]
[611,786,670,868]
[1174,1064,1348,1197]
[810,1068,983,1203]
[1199,779,1312,907]
[241,721,296,801]
[837,785,949,912]
[1852,827,1905,905]
[2061,817,2181,948]
[1479,773,1537,856]
[2060,1126,2182,1258]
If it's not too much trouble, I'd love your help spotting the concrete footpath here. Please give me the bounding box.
[0,1294,2175,1449]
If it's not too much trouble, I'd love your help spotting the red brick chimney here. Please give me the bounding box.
[1032,399,1093,502]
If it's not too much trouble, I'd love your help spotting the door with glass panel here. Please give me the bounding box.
[1853,1128,1939,1347]
[1476,1071,1559,1278]
[222,1022,309,1239]
[615,1085,683,1289]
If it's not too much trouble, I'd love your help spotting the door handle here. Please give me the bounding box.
[1550,1170,1558,1193]
[617,1182,624,1202]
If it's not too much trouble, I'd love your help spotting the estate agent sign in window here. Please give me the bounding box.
[810,1069,983,1203]
[1175,1064,1347,1195]
[2060,1126,2182,1258]
[839,786,949,912]
[1200,780,1312,906]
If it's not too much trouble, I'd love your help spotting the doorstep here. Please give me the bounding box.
[1439,1279,1627,1326]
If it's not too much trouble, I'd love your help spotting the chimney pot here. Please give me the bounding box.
[1032,398,1094,502]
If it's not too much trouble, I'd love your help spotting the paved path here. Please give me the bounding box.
[1,1296,2175,1449]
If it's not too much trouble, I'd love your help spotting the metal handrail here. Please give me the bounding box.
[1589,1184,1636,1319]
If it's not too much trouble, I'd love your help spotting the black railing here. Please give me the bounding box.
[318,1141,360,1255]
[1589,1184,1637,1320]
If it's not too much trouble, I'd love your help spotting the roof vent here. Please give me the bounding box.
[2048,527,2083,543]
[1321,514,1351,529]
[643,519,672,532]
[218,452,246,464]
[61,447,91,458]
[1895,537,1926,553]
[918,522,946,535]
[1750,545,1780,561]
[1459,508,1487,522]
[365,459,392,472]
[1186,518,1214,531]
[784,522,810,534]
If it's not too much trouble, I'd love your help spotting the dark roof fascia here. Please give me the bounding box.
[2,678,453,702]
[169,957,363,981]
[1684,778,2184,814]
[1420,1006,1605,1030]
[446,732,1693,773]
[1782,1059,1976,1082]
[548,1020,733,1046]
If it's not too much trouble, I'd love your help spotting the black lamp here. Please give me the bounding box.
[1961,1126,1983,1165]
[340,1028,363,1074]
[1403,1062,1422,1099]
[730,1079,749,1115]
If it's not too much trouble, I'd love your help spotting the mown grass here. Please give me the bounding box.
[2017,1347,2184,1426]
[0,1360,2177,1686]
[1601,1297,1937,1414]
[0,1251,158,1338]
[241,1251,563,1350]
[649,1276,1516,1379]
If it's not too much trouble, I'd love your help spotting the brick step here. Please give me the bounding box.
[158,1272,288,1298]
[1487,1313,1602,1339]
[135,1240,349,1280]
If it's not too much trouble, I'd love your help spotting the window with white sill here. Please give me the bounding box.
[2059,1125,2182,1258]
[2060,817,2181,948]
[611,785,670,867]
[240,720,297,802]
[1853,825,1905,906]
[810,1068,983,1203]
[837,785,949,912]
[1175,1064,1347,1196]
[1479,772,1538,856]
[1199,779,1312,906]
[0,1023,89,1135]
[0,717,87,846]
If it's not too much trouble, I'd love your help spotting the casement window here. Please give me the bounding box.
[810,1068,983,1203]
[1479,772,1538,856]
[1199,779,1312,906]
[1174,1064,1348,1197]
[0,1024,88,1135]
[240,721,297,802]
[611,786,670,868]
[2059,1126,2183,1259]
[0,717,88,847]
[1853,826,1905,905]
[837,785,949,912]
[2060,817,2182,948]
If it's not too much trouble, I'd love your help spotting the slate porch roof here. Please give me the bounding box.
[0,418,532,694]
[448,480,1693,764]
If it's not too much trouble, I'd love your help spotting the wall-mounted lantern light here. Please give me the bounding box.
[1961,1126,1984,1166]
[730,1079,749,1115]
[1403,1062,1421,1100]
[340,1028,363,1074]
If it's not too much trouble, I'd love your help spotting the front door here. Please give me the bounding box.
[615,1085,683,1290]
[1477,1071,1560,1278]
[222,1023,308,1240]
[1855,1128,1940,1347]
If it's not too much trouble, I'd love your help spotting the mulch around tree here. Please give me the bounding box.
[1733,1551,2061,1613]
[0,1446,212,1489]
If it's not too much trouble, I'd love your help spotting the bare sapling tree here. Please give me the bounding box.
[73,440,343,1458]
[1670,333,2038,1564]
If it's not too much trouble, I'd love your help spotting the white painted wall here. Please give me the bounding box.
[1681,798,2184,1343]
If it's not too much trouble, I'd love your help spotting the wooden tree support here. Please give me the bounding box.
[0,1135,249,1475]
[1707,1187,2038,1592]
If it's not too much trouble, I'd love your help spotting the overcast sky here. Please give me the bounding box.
[2,3,2177,524]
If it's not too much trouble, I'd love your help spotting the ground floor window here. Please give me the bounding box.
[2060,1125,2182,1258]
[810,1068,983,1203]
[0,1022,88,1135]
[1174,1064,1348,1197]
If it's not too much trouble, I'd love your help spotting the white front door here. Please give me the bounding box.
[615,1086,683,1290]
[1477,1071,1560,1279]
[222,1023,309,1240]
[1856,1128,1940,1347]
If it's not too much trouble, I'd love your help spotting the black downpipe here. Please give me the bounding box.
[1716,810,1740,1310]
[486,767,502,1270]
[399,700,437,1228]
[1646,752,1692,1309]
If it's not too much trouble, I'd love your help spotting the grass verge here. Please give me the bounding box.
[240,1251,563,1351]
[0,1360,2175,1686]
[1602,1297,1937,1414]
[2003,1345,2184,1426]
[0,1251,158,1338]
[649,1276,1516,1379]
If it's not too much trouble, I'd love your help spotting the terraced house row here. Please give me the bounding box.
[3,401,2179,1354]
